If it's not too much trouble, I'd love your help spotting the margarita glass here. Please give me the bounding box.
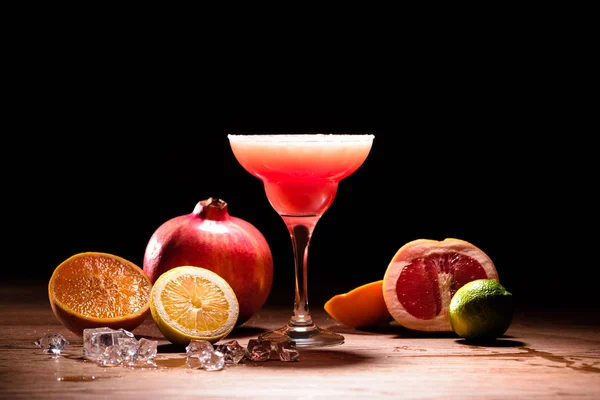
[228,134,374,347]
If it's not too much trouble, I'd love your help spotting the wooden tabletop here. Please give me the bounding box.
[1,281,599,399]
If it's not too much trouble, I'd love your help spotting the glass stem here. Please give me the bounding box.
[281,215,320,328]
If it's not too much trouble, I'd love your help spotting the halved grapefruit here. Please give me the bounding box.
[382,238,499,332]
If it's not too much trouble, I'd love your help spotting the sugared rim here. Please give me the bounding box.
[228,133,374,142]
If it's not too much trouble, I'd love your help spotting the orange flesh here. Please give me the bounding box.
[51,253,152,319]
[324,280,392,329]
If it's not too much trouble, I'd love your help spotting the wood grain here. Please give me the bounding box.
[1,281,599,399]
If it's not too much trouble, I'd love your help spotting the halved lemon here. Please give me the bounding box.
[150,266,239,345]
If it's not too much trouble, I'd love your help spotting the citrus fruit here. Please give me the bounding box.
[324,280,393,329]
[48,252,153,336]
[149,266,239,345]
[448,279,513,341]
[382,238,499,332]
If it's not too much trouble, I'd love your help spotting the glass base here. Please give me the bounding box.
[258,324,345,347]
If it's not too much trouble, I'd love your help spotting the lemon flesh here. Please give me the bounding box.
[448,279,513,341]
[150,266,239,345]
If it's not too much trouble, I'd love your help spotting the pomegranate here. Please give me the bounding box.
[143,198,274,326]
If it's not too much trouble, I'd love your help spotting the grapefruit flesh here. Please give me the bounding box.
[382,238,498,332]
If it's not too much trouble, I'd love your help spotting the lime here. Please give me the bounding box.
[448,279,513,341]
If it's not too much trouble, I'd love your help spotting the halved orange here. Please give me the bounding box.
[324,280,393,329]
[382,238,499,332]
[48,252,152,336]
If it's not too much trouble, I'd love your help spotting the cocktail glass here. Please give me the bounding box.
[227,134,374,347]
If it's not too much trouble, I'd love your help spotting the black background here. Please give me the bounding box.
[10,108,596,312]
[6,28,596,313]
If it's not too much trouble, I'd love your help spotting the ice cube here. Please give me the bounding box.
[118,337,139,365]
[34,333,69,356]
[135,338,158,365]
[272,339,299,362]
[215,340,249,364]
[200,350,225,371]
[247,339,272,362]
[94,336,159,367]
[83,327,135,361]
[185,339,214,368]
[97,345,123,367]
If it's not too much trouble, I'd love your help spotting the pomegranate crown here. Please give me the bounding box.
[192,198,229,220]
